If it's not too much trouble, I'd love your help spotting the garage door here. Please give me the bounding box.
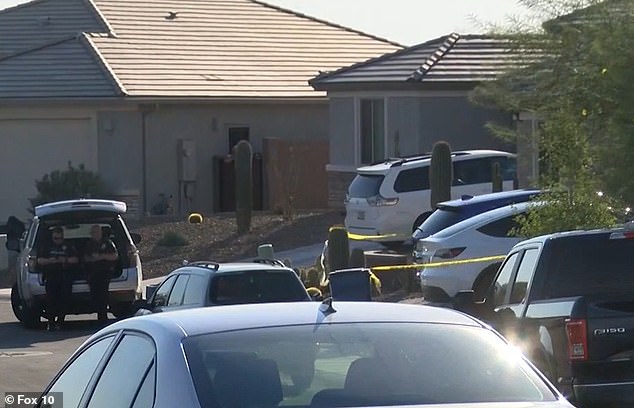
[0,118,94,222]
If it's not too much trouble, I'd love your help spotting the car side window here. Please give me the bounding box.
[183,274,208,305]
[48,336,115,407]
[509,248,540,304]
[453,158,490,185]
[393,166,430,193]
[491,156,517,181]
[167,274,189,306]
[152,275,177,307]
[476,214,521,238]
[87,334,156,408]
[492,252,519,306]
[131,361,156,408]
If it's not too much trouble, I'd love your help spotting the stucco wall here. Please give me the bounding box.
[418,96,514,153]
[107,102,330,216]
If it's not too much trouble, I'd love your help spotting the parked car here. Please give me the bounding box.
[411,188,541,243]
[134,259,312,315]
[344,150,517,245]
[38,301,573,408]
[10,199,142,328]
[416,201,535,304]
[454,224,634,407]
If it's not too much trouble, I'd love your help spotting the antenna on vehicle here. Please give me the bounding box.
[319,297,336,315]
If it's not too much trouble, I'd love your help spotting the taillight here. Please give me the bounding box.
[366,195,398,207]
[565,319,588,361]
[435,247,466,259]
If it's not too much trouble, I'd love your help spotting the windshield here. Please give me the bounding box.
[413,207,465,239]
[184,322,556,407]
[348,175,384,198]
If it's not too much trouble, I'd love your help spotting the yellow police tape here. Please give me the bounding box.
[370,255,507,272]
[347,232,399,240]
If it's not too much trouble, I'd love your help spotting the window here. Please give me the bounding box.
[87,334,156,408]
[477,214,521,238]
[509,249,539,304]
[360,99,385,164]
[228,127,249,154]
[393,166,430,193]
[453,158,491,185]
[167,274,189,307]
[210,271,308,305]
[183,274,208,305]
[348,175,384,198]
[131,361,156,408]
[49,336,115,407]
[152,275,177,307]
[491,156,517,181]
[492,252,519,306]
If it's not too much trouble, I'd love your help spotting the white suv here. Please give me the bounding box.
[10,199,143,328]
[417,201,533,304]
[344,150,517,244]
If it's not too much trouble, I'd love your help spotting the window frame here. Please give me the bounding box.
[357,97,387,165]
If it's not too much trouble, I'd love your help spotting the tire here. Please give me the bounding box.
[11,284,42,329]
[472,262,501,301]
[412,212,433,233]
[10,283,24,322]
[110,301,133,319]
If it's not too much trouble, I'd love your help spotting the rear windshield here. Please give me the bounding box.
[414,208,465,238]
[210,270,309,304]
[541,233,634,298]
[184,322,557,407]
[348,175,384,198]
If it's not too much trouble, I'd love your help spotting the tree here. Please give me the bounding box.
[471,0,633,236]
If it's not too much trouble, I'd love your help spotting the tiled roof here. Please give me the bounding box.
[0,0,110,58]
[0,0,403,99]
[311,33,521,90]
[0,35,121,98]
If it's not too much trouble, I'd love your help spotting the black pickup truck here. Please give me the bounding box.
[454,226,634,407]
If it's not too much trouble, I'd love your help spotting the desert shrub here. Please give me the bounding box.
[30,162,110,210]
[157,231,189,247]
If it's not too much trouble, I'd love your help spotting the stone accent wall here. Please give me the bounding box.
[327,170,356,208]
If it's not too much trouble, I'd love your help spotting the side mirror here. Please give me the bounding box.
[130,233,142,245]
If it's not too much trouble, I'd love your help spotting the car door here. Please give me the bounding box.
[452,158,494,199]
[182,274,209,307]
[43,336,116,408]
[148,274,177,313]
[85,333,156,408]
[490,247,541,350]
[159,274,190,313]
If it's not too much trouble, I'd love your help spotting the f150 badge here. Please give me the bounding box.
[593,327,626,336]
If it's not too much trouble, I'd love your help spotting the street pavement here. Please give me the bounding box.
[0,240,385,396]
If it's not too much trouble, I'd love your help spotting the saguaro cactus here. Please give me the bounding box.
[327,225,349,273]
[234,140,253,234]
[429,141,453,209]
[491,162,503,193]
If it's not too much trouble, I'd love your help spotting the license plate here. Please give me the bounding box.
[357,211,365,220]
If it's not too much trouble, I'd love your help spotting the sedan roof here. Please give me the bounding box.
[102,301,483,338]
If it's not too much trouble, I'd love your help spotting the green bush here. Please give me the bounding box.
[157,231,189,247]
[30,162,110,210]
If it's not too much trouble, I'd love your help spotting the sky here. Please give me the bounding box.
[0,0,538,46]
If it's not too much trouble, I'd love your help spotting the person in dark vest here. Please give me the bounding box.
[37,227,78,331]
[84,224,118,324]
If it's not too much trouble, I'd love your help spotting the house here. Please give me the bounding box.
[0,0,402,221]
[309,33,527,208]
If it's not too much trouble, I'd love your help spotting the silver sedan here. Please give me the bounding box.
[38,300,575,407]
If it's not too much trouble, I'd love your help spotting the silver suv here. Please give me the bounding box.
[11,199,142,328]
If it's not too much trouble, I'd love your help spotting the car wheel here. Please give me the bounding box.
[110,302,133,319]
[12,285,42,329]
[412,212,433,233]
[10,283,24,322]
[472,262,501,301]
